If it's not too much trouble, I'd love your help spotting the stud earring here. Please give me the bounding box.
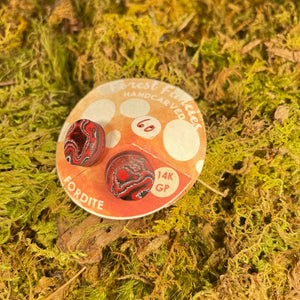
[105,151,155,201]
[64,119,106,167]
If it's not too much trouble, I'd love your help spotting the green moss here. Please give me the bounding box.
[0,0,299,299]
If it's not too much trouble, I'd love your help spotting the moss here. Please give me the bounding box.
[0,0,299,299]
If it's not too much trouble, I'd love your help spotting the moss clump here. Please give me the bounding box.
[0,0,299,299]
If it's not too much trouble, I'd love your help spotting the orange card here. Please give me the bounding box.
[56,79,206,219]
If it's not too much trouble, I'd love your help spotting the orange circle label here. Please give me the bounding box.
[56,79,206,219]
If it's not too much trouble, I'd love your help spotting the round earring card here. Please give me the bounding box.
[56,78,206,219]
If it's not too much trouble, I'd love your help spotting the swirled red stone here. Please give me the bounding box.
[64,119,105,167]
[105,151,155,201]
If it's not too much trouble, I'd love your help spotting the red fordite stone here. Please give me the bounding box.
[105,151,155,201]
[64,119,105,167]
